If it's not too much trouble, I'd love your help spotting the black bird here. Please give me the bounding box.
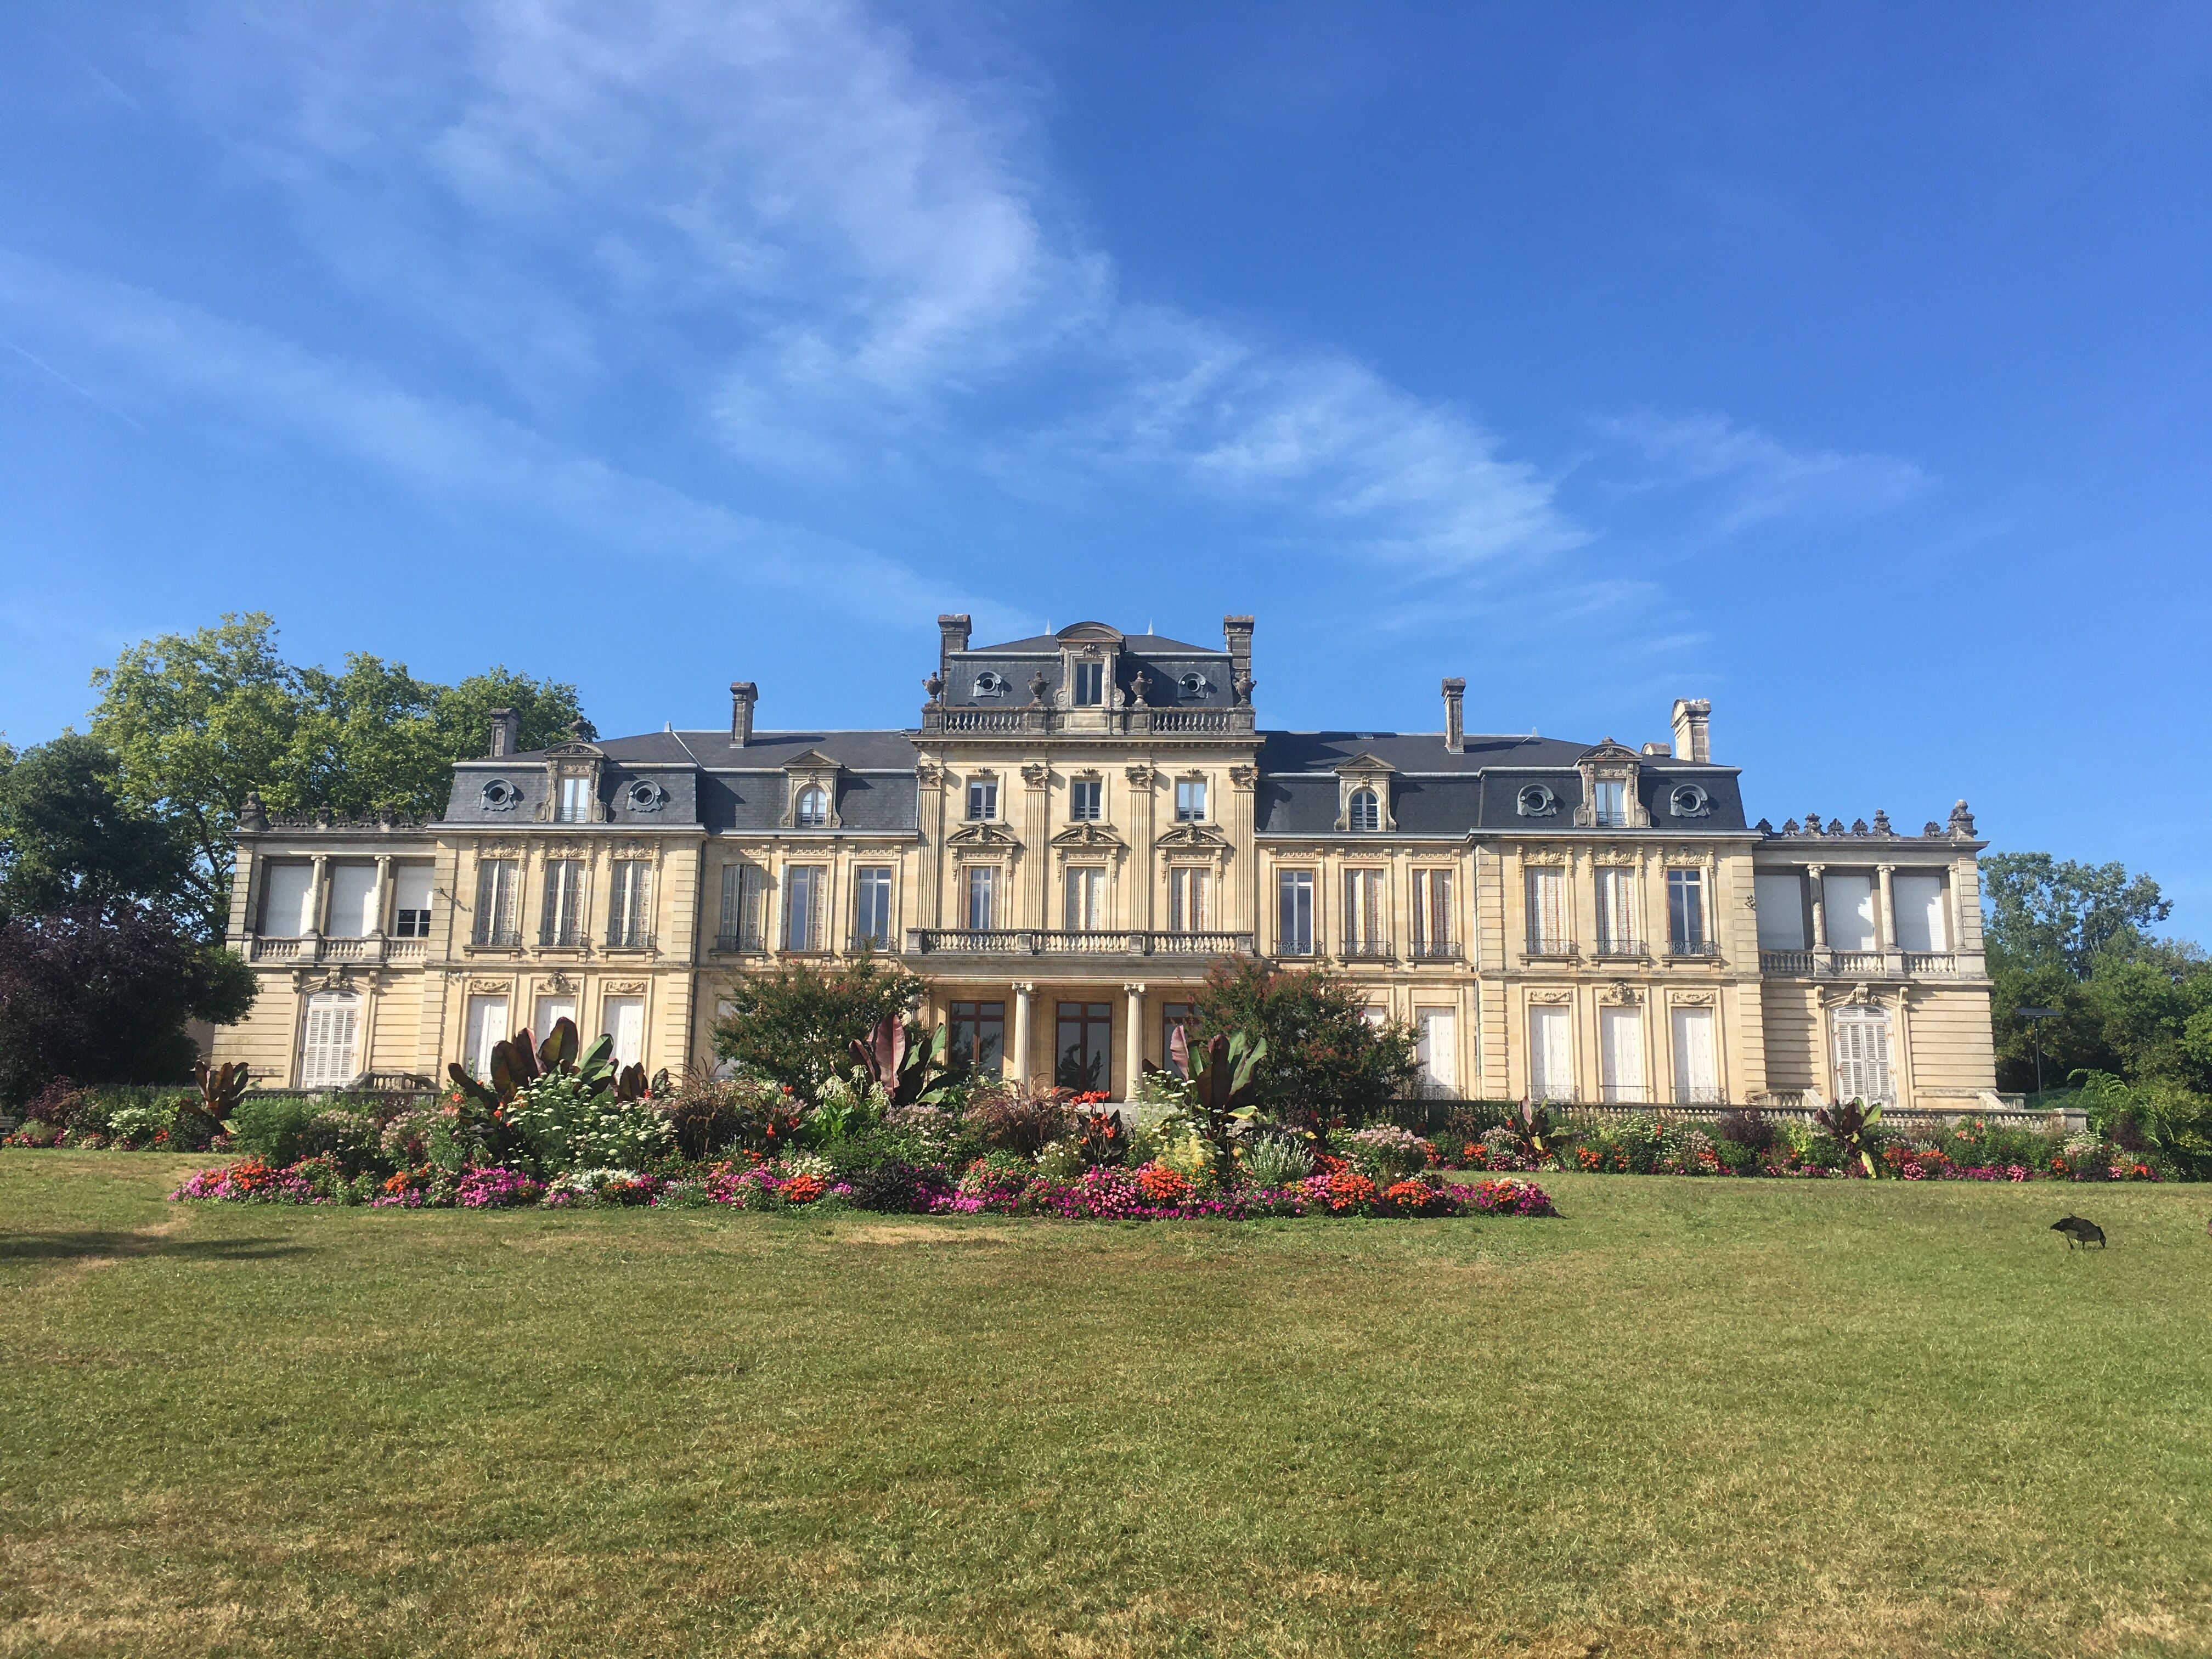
[2052,1216,2106,1249]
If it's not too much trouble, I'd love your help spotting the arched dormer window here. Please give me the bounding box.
[795,785,830,827]
[1348,789,1381,832]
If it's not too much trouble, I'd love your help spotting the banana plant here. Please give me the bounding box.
[849,1015,953,1107]
[1184,1029,1268,1184]
[447,1018,591,1110]
[1506,1097,1555,1163]
[1814,1096,1883,1178]
[184,1059,252,1142]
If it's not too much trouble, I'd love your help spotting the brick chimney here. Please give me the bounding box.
[1441,678,1465,753]
[487,708,520,758]
[1669,698,1711,764]
[730,682,758,747]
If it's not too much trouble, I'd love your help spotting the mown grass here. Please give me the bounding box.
[2,1153,2208,1658]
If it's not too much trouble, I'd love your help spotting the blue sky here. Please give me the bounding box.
[4,3,2210,927]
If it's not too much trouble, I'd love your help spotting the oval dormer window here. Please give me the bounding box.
[974,671,1006,698]
[1669,783,1711,818]
[627,779,667,813]
[1517,783,1558,817]
[1348,788,1381,832]
[1178,672,1212,699]
[480,779,521,812]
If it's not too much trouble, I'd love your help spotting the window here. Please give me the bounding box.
[1824,873,1877,952]
[1595,867,1638,955]
[392,864,433,938]
[1277,869,1315,955]
[626,779,665,813]
[795,784,830,827]
[963,865,997,930]
[1056,1001,1112,1091]
[1344,868,1389,955]
[950,1001,1005,1076]
[1526,866,1568,955]
[718,862,768,952]
[1516,783,1557,818]
[479,778,521,812]
[1672,1005,1720,1104]
[1832,1006,1894,1106]
[1064,866,1107,930]
[1348,788,1381,831]
[1528,1005,1574,1102]
[1072,661,1105,706]
[1175,778,1207,822]
[1592,778,1628,827]
[1177,672,1211,700]
[298,992,360,1089]
[1162,1002,1194,1073]
[558,775,592,823]
[784,865,826,951]
[462,993,509,1079]
[533,994,576,1038]
[1754,872,1807,951]
[1167,867,1209,933]
[326,862,377,938]
[1415,1008,1457,1096]
[607,860,650,948]
[1600,1006,1645,1104]
[854,866,894,950]
[967,777,997,821]
[1893,873,1949,953]
[473,859,520,946]
[1069,777,1102,821]
[1411,869,1454,957]
[602,996,645,1068]
[259,862,315,936]
[1669,783,1710,818]
[540,859,584,947]
[1667,868,1707,954]
[973,671,1006,697]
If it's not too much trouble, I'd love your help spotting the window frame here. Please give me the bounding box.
[1072,661,1105,706]
[966,777,998,822]
[1347,788,1381,832]
[794,784,831,828]
[783,864,827,952]
[1069,777,1103,821]
[854,865,895,951]
[1277,867,1316,956]
[1174,777,1207,822]
[1667,866,1708,954]
[963,864,998,931]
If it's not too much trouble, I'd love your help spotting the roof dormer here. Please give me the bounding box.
[1333,753,1398,832]
[1574,738,1650,830]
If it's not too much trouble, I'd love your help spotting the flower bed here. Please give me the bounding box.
[170,1152,1555,1221]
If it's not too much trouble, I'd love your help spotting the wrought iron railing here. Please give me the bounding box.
[605,927,654,951]
[1408,940,1463,961]
[1592,933,1645,958]
[1526,935,1578,959]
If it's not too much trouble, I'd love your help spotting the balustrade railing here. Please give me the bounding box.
[908,928,1255,957]
[919,704,1255,738]
[1760,948,1966,979]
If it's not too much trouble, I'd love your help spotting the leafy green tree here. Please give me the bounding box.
[88,613,581,933]
[0,733,194,919]
[713,955,929,1101]
[1189,958,1420,1140]
[1982,852,2171,976]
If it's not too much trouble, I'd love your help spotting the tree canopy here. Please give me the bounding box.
[87,612,582,933]
[0,732,195,919]
[1189,958,1420,1137]
[712,955,929,1101]
[1982,852,2172,978]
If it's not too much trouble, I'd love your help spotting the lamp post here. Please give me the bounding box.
[2015,1006,2059,1098]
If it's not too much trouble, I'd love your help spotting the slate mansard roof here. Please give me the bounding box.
[443,724,1746,839]
[942,629,1238,710]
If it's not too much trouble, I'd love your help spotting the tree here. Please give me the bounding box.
[88,613,582,934]
[1982,853,2171,977]
[0,732,195,919]
[0,905,256,1106]
[1189,958,1420,1141]
[712,955,928,1101]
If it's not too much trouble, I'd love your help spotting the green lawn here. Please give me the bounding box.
[2,1154,2208,1658]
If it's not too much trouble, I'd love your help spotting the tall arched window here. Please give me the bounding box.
[795,785,830,827]
[1348,788,1381,831]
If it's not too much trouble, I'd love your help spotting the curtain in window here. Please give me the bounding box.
[1344,868,1387,952]
[1667,868,1706,951]
[855,867,893,949]
[1595,867,1635,952]
[392,863,433,938]
[1411,869,1453,953]
[607,861,648,946]
[260,863,315,937]
[1527,866,1566,952]
[1822,873,1878,952]
[1754,873,1808,950]
[324,863,377,939]
[1167,868,1208,932]
[1671,1006,1719,1104]
[1832,1009,1894,1104]
[785,866,825,950]
[1600,1006,1644,1103]
[474,861,518,945]
[1528,1005,1574,1101]
[964,866,996,931]
[1891,874,1948,952]
[1065,867,1107,930]
[299,994,360,1088]
[1277,870,1314,954]
[540,860,584,946]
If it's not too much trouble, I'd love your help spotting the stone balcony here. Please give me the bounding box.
[242,934,428,964]
[906,928,1255,958]
[1757,949,1977,980]
[918,704,1255,740]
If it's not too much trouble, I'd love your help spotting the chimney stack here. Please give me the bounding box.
[1441,677,1465,753]
[937,613,972,682]
[1669,698,1711,764]
[487,708,520,758]
[730,682,758,747]
[1223,615,1255,704]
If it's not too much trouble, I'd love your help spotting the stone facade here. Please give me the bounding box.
[213,616,1996,1110]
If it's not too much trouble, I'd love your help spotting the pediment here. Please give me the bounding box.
[1051,822,1126,850]
[780,749,842,774]
[1578,738,1639,764]
[1155,822,1229,850]
[946,821,1022,848]
[1332,753,1397,775]
[544,740,605,761]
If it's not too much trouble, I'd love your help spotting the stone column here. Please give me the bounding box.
[371,855,393,961]
[307,854,330,961]
[1126,763,1157,933]
[1122,982,1146,1101]
[1012,981,1034,1089]
[1876,864,1900,972]
[1807,865,1827,948]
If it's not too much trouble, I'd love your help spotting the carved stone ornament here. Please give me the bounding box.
[1528,988,1575,1005]
[1125,763,1156,789]
[1051,821,1126,850]
[606,981,646,996]
[1228,764,1257,791]
[542,971,574,994]
[469,977,514,994]
[1669,990,1716,1007]
[947,821,1021,848]
[1155,822,1229,851]
[1604,981,1643,1005]
[1020,763,1049,787]
[915,761,943,788]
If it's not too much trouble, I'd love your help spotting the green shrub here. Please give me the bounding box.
[297,1109,382,1175]
[232,1093,322,1166]
[505,1074,673,1175]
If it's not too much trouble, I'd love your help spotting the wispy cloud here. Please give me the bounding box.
[1601,410,1931,533]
